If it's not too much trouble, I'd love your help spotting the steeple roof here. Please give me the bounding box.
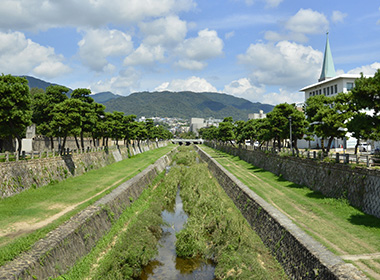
[319,32,336,82]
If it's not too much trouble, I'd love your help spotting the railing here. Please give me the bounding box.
[227,143,379,168]
[0,140,166,163]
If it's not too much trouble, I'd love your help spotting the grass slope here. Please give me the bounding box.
[0,145,175,266]
[201,145,380,279]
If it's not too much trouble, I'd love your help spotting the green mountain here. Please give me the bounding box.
[103,91,274,121]
[91,91,120,103]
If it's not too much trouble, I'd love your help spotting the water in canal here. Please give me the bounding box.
[140,189,215,279]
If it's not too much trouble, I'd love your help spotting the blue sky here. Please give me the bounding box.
[1,0,379,105]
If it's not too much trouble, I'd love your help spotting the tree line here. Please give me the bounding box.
[0,74,173,154]
[199,69,380,155]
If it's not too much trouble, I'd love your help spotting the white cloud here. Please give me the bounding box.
[223,78,302,105]
[223,78,266,101]
[78,28,133,72]
[347,62,380,75]
[264,31,308,43]
[0,0,196,31]
[238,0,282,8]
[124,44,166,66]
[174,60,206,70]
[225,31,235,40]
[265,0,283,8]
[238,41,323,89]
[331,11,347,23]
[175,29,224,70]
[0,31,71,78]
[178,29,223,60]
[260,88,303,105]
[285,9,329,35]
[90,68,140,95]
[265,9,329,43]
[155,76,217,92]
[139,16,187,48]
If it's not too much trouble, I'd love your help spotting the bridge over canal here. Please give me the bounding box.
[171,139,204,145]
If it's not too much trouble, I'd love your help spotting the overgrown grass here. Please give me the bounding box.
[58,154,180,279]
[0,144,175,266]
[201,145,380,278]
[174,146,287,279]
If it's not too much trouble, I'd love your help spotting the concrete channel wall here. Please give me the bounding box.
[0,147,176,280]
[195,145,367,280]
[0,141,168,198]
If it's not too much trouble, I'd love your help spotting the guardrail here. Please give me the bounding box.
[0,145,122,162]
[241,144,379,168]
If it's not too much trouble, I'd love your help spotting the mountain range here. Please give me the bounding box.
[23,75,274,121]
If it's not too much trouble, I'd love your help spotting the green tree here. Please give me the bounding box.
[123,115,137,147]
[267,103,305,151]
[109,111,125,146]
[50,99,82,153]
[91,102,106,147]
[349,69,380,149]
[198,126,218,140]
[218,117,235,145]
[306,93,352,154]
[32,85,69,149]
[0,75,32,154]
[234,120,246,145]
[347,113,377,154]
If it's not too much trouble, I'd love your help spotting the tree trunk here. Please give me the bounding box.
[80,131,84,150]
[50,137,54,150]
[326,137,334,154]
[16,135,22,156]
[354,139,359,155]
[61,136,67,155]
[74,135,80,150]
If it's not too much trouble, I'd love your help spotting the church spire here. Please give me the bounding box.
[319,32,336,82]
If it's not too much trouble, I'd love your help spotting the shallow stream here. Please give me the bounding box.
[140,189,215,279]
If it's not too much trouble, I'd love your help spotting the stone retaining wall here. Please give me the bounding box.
[0,141,168,198]
[195,145,367,280]
[207,142,380,219]
[0,147,176,280]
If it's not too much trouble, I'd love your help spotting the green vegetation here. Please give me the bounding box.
[60,146,286,279]
[175,147,287,279]
[57,170,177,279]
[0,145,174,266]
[0,75,32,155]
[201,145,380,279]
[0,75,172,154]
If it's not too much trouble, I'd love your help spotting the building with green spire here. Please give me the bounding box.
[299,33,374,149]
[300,33,369,102]
[319,32,336,82]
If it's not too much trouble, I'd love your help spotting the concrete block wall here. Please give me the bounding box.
[0,141,168,199]
[195,145,367,280]
[0,147,176,280]
[208,143,380,219]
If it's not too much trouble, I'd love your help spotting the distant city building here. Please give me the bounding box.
[189,118,206,136]
[248,110,266,120]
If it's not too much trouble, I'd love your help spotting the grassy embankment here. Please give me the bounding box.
[60,146,287,279]
[200,145,380,279]
[0,144,175,267]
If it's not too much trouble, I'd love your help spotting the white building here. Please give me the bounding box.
[189,118,206,136]
[248,110,266,120]
[299,33,375,150]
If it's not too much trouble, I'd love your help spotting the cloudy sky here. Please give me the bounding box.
[1,0,380,105]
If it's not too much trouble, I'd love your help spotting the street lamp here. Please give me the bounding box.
[288,116,292,153]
